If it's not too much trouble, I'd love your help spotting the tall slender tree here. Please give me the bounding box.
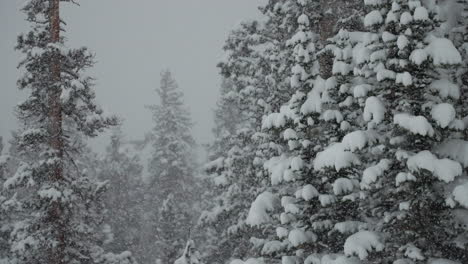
[3,1,135,263]
[98,127,145,261]
[144,70,197,264]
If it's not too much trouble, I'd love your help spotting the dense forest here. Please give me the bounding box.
[1,0,468,264]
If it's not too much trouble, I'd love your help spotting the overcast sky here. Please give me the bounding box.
[0,0,265,152]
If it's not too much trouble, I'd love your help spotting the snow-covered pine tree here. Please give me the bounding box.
[195,78,243,262]
[199,20,271,263]
[2,1,136,263]
[453,0,468,121]
[241,0,373,263]
[352,0,468,262]
[98,127,145,261]
[0,137,13,264]
[144,70,197,264]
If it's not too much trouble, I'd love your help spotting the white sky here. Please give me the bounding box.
[0,0,265,152]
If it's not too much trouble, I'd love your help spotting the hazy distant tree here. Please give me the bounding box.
[144,70,197,264]
[98,127,145,259]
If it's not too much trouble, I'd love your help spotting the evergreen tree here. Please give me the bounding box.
[98,127,145,261]
[352,0,468,262]
[199,20,270,264]
[144,70,197,264]
[0,137,14,264]
[2,1,134,263]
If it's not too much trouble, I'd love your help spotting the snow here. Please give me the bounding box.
[30,46,45,57]
[334,221,367,234]
[363,96,385,124]
[364,0,384,6]
[364,11,383,27]
[353,43,370,65]
[361,159,391,189]
[38,187,62,201]
[449,119,465,130]
[333,178,355,195]
[431,103,455,128]
[404,244,424,260]
[410,49,429,65]
[429,79,460,99]
[397,35,409,50]
[386,11,397,24]
[297,14,310,26]
[339,97,353,108]
[291,65,307,88]
[282,196,296,210]
[413,6,429,20]
[333,61,353,75]
[353,84,372,98]
[395,72,412,86]
[283,128,298,140]
[262,105,295,129]
[4,162,31,189]
[288,229,317,246]
[344,231,384,260]
[393,113,434,136]
[370,50,386,62]
[425,37,462,65]
[435,140,468,167]
[408,0,421,10]
[321,110,344,123]
[264,155,291,185]
[246,192,279,226]
[399,202,410,211]
[230,259,265,264]
[407,151,462,183]
[301,79,326,114]
[319,194,337,206]
[341,131,373,152]
[395,172,417,186]
[453,182,468,208]
[282,256,297,264]
[280,212,294,225]
[313,255,361,264]
[213,175,228,186]
[290,156,304,171]
[262,241,284,255]
[400,12,413,24]
[302,184,319,201]
[341,121,351,131]
[428,259,461,264]
[376,68,396,81]
[313,143,361,171]
[382,31,396,42]
[276,227,289,239]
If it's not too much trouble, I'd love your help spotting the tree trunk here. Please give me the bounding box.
[48,0,66,263]
[317,0,338,79]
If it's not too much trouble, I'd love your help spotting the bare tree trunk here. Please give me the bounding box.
[48,0,66,263]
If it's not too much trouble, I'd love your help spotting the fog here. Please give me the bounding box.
[0,0,265,152]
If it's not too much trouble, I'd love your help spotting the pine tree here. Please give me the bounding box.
[98,127,145,261]
[199,20,271,263]
[0,137,14,264]
[144,70,197,264]
[2,1,135,263]
[353,0,468,262]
